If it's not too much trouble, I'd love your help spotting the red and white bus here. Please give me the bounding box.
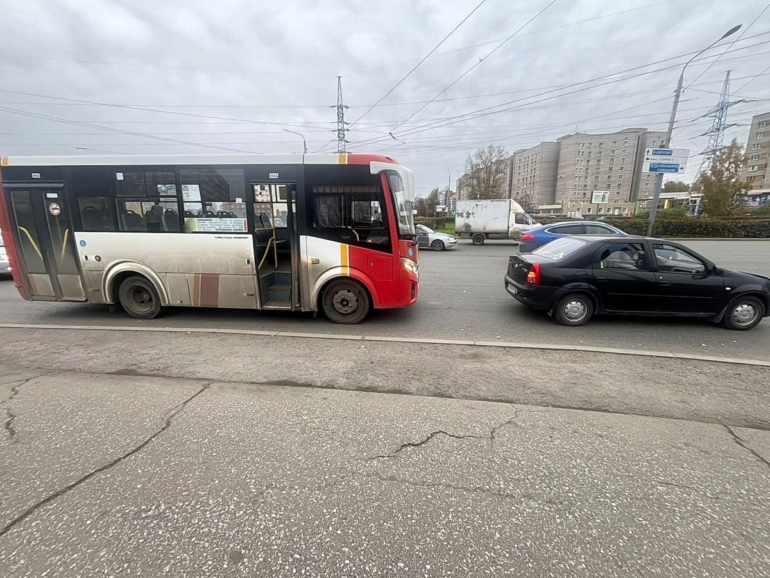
[0,153,419,324]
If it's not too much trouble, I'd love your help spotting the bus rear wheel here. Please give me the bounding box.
[322,279,371,324]
[118,275,164,319]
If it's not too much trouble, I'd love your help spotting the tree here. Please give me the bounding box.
[698,139,749,217]
[663,180,690,192]
[425,188,440,217]
[464,145,509,199]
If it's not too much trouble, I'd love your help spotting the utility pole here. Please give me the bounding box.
[335,76,349,154]
[647,24,741,237]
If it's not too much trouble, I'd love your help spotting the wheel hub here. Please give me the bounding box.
[332,289,359,315]
[732,303,757,326]
[564,300,586,321]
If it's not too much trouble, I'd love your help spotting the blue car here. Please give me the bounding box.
[519,221,627,253]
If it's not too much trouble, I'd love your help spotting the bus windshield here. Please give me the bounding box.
[386,171,415,238]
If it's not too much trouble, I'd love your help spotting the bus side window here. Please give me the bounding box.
[310,189,390,251]
[78,197,116,232]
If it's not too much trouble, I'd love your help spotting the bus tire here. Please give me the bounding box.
[118,275,164,320]
[322,279,371,324]
[472,233,485,245]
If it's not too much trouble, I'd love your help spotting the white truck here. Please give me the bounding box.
[455,199,539,245]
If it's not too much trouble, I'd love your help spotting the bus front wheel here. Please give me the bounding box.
[118,275,164,319]
[322,279,371,324]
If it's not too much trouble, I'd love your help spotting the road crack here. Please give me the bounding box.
[0,381,212,539]
[724,425,770,471]
[367,413,520,460]
[1,375,45,443]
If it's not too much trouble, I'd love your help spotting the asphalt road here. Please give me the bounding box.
[0,239,769,360]
[2,364,770,577]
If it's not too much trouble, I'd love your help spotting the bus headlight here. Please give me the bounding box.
[400,257,418,275]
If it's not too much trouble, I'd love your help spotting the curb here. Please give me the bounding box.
[0,322,769,368]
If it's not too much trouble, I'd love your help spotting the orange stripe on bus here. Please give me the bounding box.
[0,157,8,167]
[340,244,349,275]
[338,153,347,165]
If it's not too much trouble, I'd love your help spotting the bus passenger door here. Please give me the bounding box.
[5,186,86,301]
[251,183,300,310]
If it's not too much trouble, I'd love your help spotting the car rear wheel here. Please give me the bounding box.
[431,239,445,251]
[472,233,485,245]
[554,293,594,327]
[723,296,765,331]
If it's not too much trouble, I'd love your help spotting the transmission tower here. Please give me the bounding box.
[695,71,742,177]
[335,76,349,153]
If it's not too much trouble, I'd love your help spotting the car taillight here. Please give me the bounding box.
[521,234,534,241]
[526,263,541,285]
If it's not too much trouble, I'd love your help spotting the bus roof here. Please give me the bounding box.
[0,153,399,168]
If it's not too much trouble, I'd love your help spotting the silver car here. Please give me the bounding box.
[416,224,457,251]
[0,231,10,275]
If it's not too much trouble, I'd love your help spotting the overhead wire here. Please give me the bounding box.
[387,0,559,134]
[347,0,489,128]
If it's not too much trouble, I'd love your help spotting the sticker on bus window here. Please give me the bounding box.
[184,218,247,233]
[182,184,201,202]
[116,172,124,181]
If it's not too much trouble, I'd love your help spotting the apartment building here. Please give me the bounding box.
[741,111,770,190]
[510,142,561,206]
[555,129,647,205]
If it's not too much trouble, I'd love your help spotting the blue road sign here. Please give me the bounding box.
[648,163,681,173]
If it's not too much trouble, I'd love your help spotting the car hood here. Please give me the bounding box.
[434,233,456,241]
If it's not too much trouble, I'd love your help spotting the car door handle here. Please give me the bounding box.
[659,280,671,286]
[595,276,607,282]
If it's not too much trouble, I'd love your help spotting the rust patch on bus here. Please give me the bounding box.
[199,273,219,308]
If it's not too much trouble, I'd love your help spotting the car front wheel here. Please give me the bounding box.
[553,293,594,327]
[431,239,445,251]
[723,296,765,330]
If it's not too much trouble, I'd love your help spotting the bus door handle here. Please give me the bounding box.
[309,258,320,265]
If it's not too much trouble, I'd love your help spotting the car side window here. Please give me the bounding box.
[586,225,616,235]
[653,244,706,274]
[597,242,648,271]
[551,224,584,235]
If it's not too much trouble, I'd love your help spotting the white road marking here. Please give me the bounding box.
[0,322,768,368]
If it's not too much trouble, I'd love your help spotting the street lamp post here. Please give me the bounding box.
[283,129,308,154]
[646,24,742,237]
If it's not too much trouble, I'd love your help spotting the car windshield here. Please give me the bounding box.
[532,236,588,260]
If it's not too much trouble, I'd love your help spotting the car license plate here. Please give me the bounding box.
[510,285,517,295]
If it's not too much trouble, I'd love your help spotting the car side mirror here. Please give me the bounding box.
[712,265,723,275]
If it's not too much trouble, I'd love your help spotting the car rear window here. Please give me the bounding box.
[532,236,588,260]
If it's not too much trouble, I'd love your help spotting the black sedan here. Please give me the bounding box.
[504,236,770,330]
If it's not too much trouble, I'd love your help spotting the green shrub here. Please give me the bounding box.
[605,217,770,238]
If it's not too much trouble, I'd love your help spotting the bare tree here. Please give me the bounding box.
[464,145,510,200]
[425,188,440,217]
[513,189,537,211]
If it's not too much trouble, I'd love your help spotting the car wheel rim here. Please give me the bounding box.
[332,289,359,315]
[732,303,758,327]
[129,286,153,314]
[432,241,442,250]
[564,299,587,322]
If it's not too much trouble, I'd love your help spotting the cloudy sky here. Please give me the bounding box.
[1,0,768,196]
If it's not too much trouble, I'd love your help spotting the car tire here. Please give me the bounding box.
[431,239,445,251]
[553,293,594,327]
[322,279,371,325]
[472,233,485,245]
[722,296,765,331]
[118,275,164,319]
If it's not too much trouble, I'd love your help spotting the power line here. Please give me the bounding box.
[348,0,489,127]
[388,0,559,133]
[685,2,770,89]
[347,38,770,149]
[342,0,678,77]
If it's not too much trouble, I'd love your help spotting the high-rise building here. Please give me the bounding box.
[741,111,770,190]
[632,130,669,201]
[510,142,561,207]
[555,129,648,204]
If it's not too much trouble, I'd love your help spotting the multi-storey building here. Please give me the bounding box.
[741,111,770,190]
[510,142,560,207]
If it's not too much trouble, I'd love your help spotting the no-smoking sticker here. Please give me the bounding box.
[48,202,61,216]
